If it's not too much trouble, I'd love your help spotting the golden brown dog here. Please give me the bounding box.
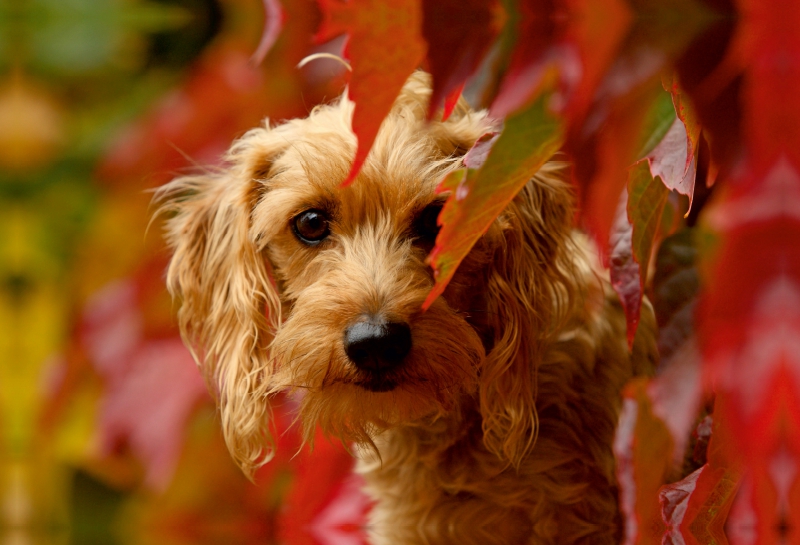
[159,72,657,544]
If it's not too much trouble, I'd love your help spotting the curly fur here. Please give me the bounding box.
[158,72,658,544]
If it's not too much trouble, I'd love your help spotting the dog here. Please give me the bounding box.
[159,72,657,544]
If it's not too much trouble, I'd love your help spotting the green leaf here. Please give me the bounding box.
[629,162,670,286]
[651,229,699,361]
[636,89,678,161]
[609,160,669,346]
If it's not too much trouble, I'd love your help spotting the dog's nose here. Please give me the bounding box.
[344,319,412,373]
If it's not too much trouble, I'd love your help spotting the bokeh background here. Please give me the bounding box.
[1,1,368,543]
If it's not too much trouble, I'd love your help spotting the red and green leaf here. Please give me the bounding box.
[424,93,563,308]
[608,84,699,346]
[609,160,670,347]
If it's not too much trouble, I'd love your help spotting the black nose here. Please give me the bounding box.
[344,319,412,373]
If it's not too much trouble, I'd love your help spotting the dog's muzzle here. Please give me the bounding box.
[344,317,411,391]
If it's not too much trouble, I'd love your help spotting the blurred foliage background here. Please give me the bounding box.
[0,1,364,543]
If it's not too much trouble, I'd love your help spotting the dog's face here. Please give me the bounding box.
[254,108,491,445]
[161,73,576,474]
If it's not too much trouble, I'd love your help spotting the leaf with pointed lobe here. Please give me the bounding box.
[646,117,697,208]
[659,464,739,545]
[610,153,673,349]
[441,83,465,122]
[462,131,500,169]
[424,94,563,308]
[567,0,709,255]
[664,74,701,174]
[316,0,427,186]
[609,87,697,346]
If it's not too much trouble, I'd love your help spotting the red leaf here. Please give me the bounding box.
[613,378,674,545]
[659,464,739,545]
[489,0,562,118]
[81,279,208,491]
[316,0,427,185]
[660,467,703,543]
[697,4,800,535]
[441,82,464,122]
[251,0,286,65]
[421,0,504,120]
[609,188,643,349]
[560,0,633,122]
[280,429,370,545]
[576,86,660,259]
[737,0,800,176]
[648,338,703,467]
[566,0,708,254]
[424,93,563,308]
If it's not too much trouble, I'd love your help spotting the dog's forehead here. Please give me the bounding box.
[261,132,448,224]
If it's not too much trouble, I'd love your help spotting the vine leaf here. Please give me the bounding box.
[647,117,697,209]
[316,0,426,185]
[424,94,563,308]
[609,160,670,347]
[614,378,674,545]
[421,0,504,120]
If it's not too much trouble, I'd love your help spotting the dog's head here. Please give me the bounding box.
[160,73,577,475]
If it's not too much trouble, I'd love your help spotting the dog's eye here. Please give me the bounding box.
[292,209,330,245]
[415,203,443,241]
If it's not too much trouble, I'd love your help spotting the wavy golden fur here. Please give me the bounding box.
[158,72,658,544]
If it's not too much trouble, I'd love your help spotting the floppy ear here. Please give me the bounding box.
[158,127,285,477]
[480,162,578,467]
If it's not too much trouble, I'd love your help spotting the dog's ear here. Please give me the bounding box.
[158,127,286,477]
[480,162,578,467]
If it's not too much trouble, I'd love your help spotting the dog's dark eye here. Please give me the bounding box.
[415,203,443,241]
[292,209,330,245]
